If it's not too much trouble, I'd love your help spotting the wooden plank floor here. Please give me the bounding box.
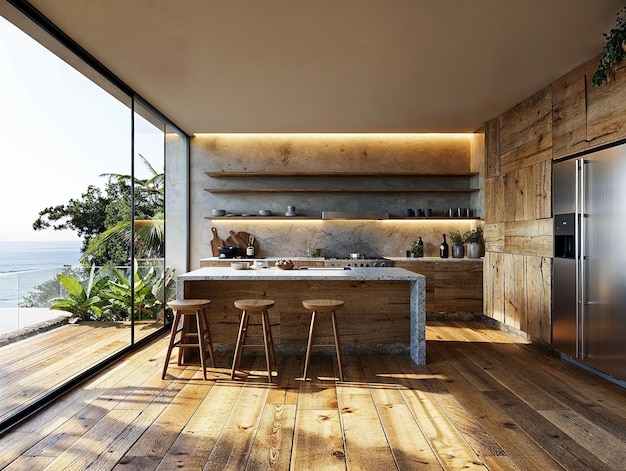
[0,321,161,426]
[0,320,625,470]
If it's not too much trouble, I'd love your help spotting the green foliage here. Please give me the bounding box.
[449,230,465,246]
[47,262,174,322]
[32,154,164,266]
[101,262,174,321]
[464,226,484,244]
[593,6,626,86]
[49,265,110,321]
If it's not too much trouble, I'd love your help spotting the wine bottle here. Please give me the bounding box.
[246,239,255,258]
[439,234,449,258]
[417,237,424,257]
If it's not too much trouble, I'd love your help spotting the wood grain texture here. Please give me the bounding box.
[498,86,552,155]
[485,118,501,178]
[184,279,411,347]
[552,59,592,159]
[2,321,626,470]
[586,57,626,148]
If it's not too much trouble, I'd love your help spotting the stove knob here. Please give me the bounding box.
[380,262,386,267]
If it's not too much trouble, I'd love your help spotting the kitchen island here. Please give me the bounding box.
[177,266,426,365]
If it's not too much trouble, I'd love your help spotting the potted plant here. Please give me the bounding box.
[464,226,484,259]
[408,238,424,258]
[592,6,626,86]
[449,230,465,258]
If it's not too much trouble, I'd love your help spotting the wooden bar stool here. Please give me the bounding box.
[162,299,215,380]
[230,299,276,383]
[302,299,345,381]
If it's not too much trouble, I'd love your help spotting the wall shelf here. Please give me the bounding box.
[204,188,479,194]
[205,216,481,221]
[205,171,479,177]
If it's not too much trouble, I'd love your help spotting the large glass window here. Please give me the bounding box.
[0,3,188,431]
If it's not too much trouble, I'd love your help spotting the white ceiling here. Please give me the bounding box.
[17,0,626,135]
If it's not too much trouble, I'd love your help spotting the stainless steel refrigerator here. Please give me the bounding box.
[553,142,626,385]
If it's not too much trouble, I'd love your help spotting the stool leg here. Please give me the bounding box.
[262,309,277,369]
[195,309,208,380]
[261,310,273,383]
[200,308,216,368]
[162,310,182,379]
[231,310,249,380]
[331,310,344,381]
[302,311,317,380]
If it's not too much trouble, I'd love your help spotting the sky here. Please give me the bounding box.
[0,15,162,243]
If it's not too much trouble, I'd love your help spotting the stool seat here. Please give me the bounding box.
[168,299,211,309]
[302,299,344,312]
[302,299,344,382]
[162,299,215,380]
[231,299,276,383]
[234,299,275,311]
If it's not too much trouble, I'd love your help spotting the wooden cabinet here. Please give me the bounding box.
[552,55,626,159]
[393,260,483,319]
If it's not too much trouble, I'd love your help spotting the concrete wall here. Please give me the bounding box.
[189,133,483,268]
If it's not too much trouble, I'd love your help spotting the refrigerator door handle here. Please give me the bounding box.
[578,159,586,360]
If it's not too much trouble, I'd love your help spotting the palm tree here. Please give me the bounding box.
[82,154,164,262]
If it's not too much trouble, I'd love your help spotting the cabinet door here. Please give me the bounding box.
[393,262,434,312]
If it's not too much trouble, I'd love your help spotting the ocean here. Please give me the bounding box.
[0,240,82,308]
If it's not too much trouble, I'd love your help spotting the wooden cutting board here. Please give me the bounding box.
[210,227,225,256]
[226,231,259,254]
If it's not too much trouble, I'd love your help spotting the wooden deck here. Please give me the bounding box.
[0,321,162,427]
[0,320,624,470]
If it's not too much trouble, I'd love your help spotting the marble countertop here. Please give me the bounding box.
[178,266,423,281]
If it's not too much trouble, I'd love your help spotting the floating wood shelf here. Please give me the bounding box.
[204,188,479,193]
[205,171,479,177]
[205,216,481,220]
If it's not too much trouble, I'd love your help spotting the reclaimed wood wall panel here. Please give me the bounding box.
[498,87,552,154]
[503,219,552,257]
[525,256,552,343]
[485,119,500,178]
[552,60,591,159]
[484,177,504,223]
[586,59,626,147]
[484,252,504,323]
[500,134,552,176]
[503,254,527,331]
[484,223,504,253]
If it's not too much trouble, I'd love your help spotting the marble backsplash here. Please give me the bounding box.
[200,219,481,265]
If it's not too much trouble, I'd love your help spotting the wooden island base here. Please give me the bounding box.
[177,266,426,363]
[185,279,410,353]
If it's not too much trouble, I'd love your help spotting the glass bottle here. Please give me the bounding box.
[417,237,424,257]
[439,234,449,258]
[246,239,255,258]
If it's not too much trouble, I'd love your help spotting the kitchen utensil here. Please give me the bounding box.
[217,246,239,258]
[227,230,247,251]
[225,231,259,255]
[251,260,268,269]
[210,227,225,256]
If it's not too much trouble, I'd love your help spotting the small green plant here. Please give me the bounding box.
[449,230,465,246]
[593,6,626,86]
[102,261,173,321]
[49,265,110,321]
[464,226,484,244]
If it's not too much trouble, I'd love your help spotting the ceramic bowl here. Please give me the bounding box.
[231,261,250,270]
[275,261,294,270]
[212,209,226,217]
[259,210,272,216]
